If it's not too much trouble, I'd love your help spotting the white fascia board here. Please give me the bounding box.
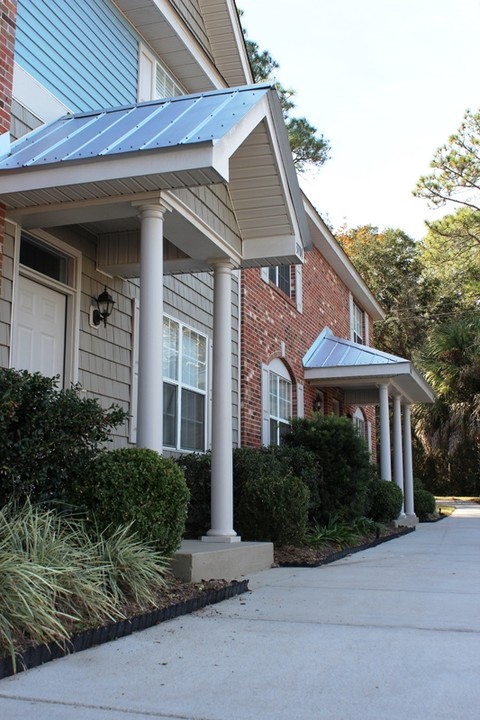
[266,91,310,254]
[0,143,225,196]
[224,0,254,83]
[140,0,226,89]
[303,196,384,321]
[303,362,412,382]
[241,233,301,263]
[13,64,71,122]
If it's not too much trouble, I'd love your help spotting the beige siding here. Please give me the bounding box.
[10,99,43,141]
[0,222,15,369]
[172,185,242,255]
[170,0,213,60]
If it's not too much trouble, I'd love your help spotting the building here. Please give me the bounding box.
[0,2,433,575]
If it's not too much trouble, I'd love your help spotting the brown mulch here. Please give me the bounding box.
[273,524,409,566]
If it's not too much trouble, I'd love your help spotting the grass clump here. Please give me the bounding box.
[0,502,170,672]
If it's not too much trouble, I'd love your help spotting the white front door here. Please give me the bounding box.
[12,275,67,384]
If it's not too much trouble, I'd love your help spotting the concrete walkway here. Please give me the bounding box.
[1,505,480,720]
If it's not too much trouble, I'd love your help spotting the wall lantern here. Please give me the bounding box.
[90,287,115,328]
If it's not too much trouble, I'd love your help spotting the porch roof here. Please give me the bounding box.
[303,328,435,405]
[0,84,308,268]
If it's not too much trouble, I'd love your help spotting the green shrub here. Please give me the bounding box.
[0,368,127,506]
[75,448,190,555]
[283,416,376,523]
[368,480,403,522]
[414,487,436,520]
[176,451,212,538]
[236,474,309,545]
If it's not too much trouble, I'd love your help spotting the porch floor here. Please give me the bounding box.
[171,539,274,582]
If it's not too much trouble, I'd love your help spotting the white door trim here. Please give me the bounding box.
[11,226,81,387]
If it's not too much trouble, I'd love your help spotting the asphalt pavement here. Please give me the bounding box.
[1,503,479,720]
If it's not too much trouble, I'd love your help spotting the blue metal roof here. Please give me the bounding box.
[0,84,272,170]
[303,328,408,369]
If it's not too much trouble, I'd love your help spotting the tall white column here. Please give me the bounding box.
[379,383,392,482]
[136,202,169,452]
[403,403,416,517]
[204,260,239,542]
[392,394,405,515]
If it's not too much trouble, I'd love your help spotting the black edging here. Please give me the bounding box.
[0,579,249,681]
[278,526,416,568]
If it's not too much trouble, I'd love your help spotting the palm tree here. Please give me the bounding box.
[413,314,480,494]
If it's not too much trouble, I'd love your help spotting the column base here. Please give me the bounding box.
[395,514,418,528]
[201,534,242,543]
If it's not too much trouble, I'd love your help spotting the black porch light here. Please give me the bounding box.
[92,286,115,327]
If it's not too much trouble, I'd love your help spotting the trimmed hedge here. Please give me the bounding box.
[368,480,403,523]
[74,448,190,555]
[414,488,436,520]
[236,474,309,545]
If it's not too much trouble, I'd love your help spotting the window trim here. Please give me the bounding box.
[351,297,364,345]
[130,309,208,452]
[262,358,292,446]
[138,43,183,102]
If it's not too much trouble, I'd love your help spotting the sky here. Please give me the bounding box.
[238,0,480,240]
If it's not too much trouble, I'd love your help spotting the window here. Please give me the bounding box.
[138,44,183,102]
[163,317,207,452]
[268,265,292,297]
[332,399,341,417]
[262,359,292,446]
[352,300,364,345]
[352,407,372,452]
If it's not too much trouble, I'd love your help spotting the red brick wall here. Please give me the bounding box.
[0,1,17,290]
[240,244,377,454]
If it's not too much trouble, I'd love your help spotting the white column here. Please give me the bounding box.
[379,384,391,482]
[403,403,416,517]
[392,394,405,515]
[204,260,239,542]
[136,202,169,452]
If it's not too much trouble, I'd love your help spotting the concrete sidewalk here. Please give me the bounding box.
[1,506,480,720]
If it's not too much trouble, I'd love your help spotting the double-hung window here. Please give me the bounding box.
[163,317,207,452]
[352,300,364,345]
[268,265,292,297]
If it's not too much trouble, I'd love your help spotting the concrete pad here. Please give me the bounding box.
[2,511,480,719]
[171,539,274,581]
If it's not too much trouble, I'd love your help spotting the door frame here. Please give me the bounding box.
[11,226,82,388]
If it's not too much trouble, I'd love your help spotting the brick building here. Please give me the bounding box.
[0,0,16,291]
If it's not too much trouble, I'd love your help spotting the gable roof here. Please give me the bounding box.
[303,328,435,404]
[0,84,308,265]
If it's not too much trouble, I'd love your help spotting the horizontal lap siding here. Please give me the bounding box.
[15,0,138,112]
[170,0,213,60]
[0,222,15,369]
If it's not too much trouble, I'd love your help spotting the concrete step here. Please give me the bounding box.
[171,539,274,582]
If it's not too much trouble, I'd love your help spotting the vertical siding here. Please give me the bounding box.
[15,0,138,112]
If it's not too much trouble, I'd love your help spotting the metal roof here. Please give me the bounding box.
[303,328,435,404]
[0,85,271,171]
[303,328,404,369]
[0,83,309,267]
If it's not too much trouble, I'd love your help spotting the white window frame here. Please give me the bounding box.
[351,297,364,345]
[138,43,183,102]
[130,308,208,452]
[332,399,341,416]
[353,407,367,442]
[261,358,292,446]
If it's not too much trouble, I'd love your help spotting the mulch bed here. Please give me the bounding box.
[274,524,415,567]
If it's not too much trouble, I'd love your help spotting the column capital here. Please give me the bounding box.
[132,194,174,218]
[209,258,235,271]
